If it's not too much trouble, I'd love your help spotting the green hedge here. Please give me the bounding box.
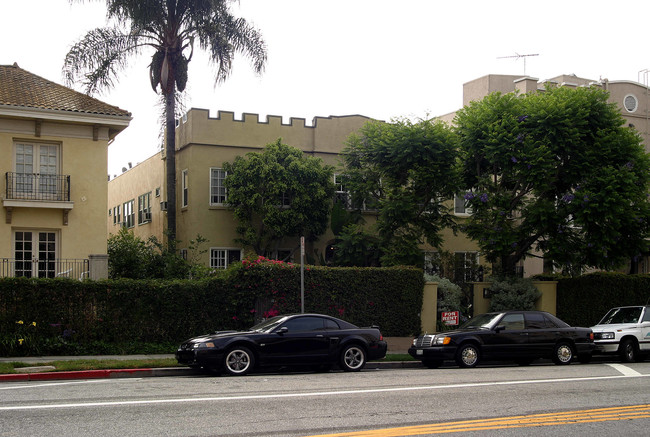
[0,262,423,356]
[556,272,650,327]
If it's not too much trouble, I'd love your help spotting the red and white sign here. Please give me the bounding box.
[441,311,459,325]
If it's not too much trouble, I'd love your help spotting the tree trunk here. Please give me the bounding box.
[165,90,177,244]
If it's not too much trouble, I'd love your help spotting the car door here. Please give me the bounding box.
[524,312,559,357]
[481,313,529,360]
[262,316,331,365]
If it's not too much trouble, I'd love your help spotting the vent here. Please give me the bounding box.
[624,94,638,113]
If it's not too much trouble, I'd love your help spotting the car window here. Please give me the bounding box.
[599,307,643,325]
[542,315,561,328]
[525,312,547,329]
[324,319,340,330]
[642,308,650,323]
[498,313,524,330]
[280,316,325,332]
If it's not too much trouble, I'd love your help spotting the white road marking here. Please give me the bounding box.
[0,373,647,411]
[0,379,129,391]
[607,363,643,376]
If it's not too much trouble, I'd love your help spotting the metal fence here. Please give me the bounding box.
[0,258,89,279]
[5,172,71,202]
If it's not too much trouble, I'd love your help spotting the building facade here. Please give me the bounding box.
[1,63,131,279]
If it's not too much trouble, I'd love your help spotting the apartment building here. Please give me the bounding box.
[0,63,131,279]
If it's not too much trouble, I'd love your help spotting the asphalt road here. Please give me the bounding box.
[1,360,649,436]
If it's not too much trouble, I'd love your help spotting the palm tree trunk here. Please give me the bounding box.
[165,90,177,244]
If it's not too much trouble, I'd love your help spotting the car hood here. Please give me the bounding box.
[420,328,486,337]
[187,330,257,343]
[591,323,636,332]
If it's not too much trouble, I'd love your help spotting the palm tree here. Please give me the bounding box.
[63,0,267,242]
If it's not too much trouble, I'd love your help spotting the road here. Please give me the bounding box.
[1,360,649,436]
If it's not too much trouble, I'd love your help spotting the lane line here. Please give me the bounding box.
[0,373,647,412]
[306,405,650,436]
[607,363,643,376]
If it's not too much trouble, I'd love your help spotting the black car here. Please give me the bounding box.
[408,311,594,368]
[176,313,387,375]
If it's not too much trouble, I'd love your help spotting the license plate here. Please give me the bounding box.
[416,350,423,356]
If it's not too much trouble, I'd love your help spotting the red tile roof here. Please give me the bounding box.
[0,63,131,118]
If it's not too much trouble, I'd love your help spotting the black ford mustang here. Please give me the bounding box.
[409,311,594,368]
[176,313,387,375]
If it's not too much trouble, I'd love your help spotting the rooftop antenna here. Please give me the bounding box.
[497,53,539,75]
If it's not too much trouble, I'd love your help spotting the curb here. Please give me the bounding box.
[0,362,421,382]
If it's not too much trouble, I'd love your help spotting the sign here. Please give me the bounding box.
[441,311,459,326]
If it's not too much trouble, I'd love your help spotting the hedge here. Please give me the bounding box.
[555,272,650,327]
[0,261,423,356]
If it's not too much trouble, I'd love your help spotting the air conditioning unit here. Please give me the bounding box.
[160,201,168,211]
[143,212,152,221]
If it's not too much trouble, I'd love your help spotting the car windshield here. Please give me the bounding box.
[460,312,502,329]
[598,307,643,325]
[249,316,288,333]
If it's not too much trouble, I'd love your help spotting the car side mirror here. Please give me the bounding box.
[495,325,505,333]
[277,327,289,335]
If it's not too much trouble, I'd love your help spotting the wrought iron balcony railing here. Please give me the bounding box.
[0,258,89,279]
[5,172,71,202]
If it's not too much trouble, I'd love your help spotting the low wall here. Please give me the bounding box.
[472,281,558,315]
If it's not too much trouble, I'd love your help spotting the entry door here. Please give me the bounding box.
[14,231,57,278]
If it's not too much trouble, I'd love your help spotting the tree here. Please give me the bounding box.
[223,140,336,257]
[455,86,650,276]
[63,0,267,242]
[339,118,460,266]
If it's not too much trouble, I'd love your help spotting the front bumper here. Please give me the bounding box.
[408,346,457,362]
[593,341,620,354]
[175,348,224,368]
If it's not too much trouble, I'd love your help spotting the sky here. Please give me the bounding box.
[3,0,650,177]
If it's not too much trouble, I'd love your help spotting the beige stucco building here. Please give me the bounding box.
[108,72,650,277]
[1,63,131,279]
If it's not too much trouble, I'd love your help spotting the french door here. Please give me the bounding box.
[14,231,58,278]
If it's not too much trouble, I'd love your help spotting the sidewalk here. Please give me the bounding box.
[0,337,418,382]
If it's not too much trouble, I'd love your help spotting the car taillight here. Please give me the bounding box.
[379,334,384,341]
[589,333,594,340]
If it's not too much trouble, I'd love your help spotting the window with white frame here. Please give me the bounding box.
[123,199,135,228]
[138,192,151,224]
[210,168,227,205]
[210,248,242,269]
[14,142,60,198]
[181,169,188,207]
[455,251,480,282]
[334,173,351,208]
[454,193,473,215]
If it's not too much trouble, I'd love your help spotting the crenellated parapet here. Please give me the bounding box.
[175,108,373,155]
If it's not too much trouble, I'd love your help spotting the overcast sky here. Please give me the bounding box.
[3,0,650,176]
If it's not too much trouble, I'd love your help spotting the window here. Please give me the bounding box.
[123,200,135,228]
[454,193,472,215]
[280,316,327,332]
[334,174,351,208]
[138,192,151,224]
[180,249,188,260]
[181,169,188,207]
[265,249,292,262]
[455,252,480,282]
[210,168,227,205]
[14,142,60,199]
[114,205,121,225]
[423,251,442,276]
[155,187,161,197]
[210,248,241,269]
[499,313,524,330]
[14,231,57,278]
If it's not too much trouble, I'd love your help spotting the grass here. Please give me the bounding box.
[0,354,414,374]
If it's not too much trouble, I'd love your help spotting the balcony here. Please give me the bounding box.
[3,172,74,224]
[0,258,89,279]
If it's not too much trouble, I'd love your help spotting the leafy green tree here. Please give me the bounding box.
[223,140,336,256]
[340,118,460,266]
[488,277,541,312]
[63,0,267,241]
[456,86,650,276]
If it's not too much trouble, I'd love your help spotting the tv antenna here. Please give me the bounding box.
[497,53,539,75]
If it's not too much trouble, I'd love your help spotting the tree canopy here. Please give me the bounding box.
[339,118,460,266]
[63,0,267,241]
[223,140,335,257]
[456,85,650,275]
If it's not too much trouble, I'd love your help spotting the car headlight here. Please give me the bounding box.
[193,342,216,349]
[600,332,615,340]
[434,335,451,345]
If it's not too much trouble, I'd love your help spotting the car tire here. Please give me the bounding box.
[224,346,255,376]
[340,344,366,371]
[423,360,442,369]
[455,343,480,368]
[619,339,638,363]
[552,342,574,365]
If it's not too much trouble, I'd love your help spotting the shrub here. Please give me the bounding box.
[488,277,541,311]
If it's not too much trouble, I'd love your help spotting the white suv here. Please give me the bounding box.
[591,306,650,362]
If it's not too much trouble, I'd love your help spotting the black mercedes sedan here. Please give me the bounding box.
[176,313,387,376]
[408,311,594,368]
